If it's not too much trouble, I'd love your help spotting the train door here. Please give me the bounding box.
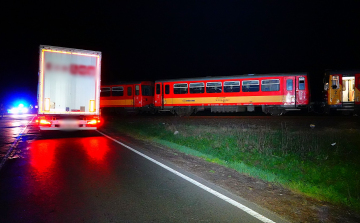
[126,86,134,108]
[134,84,141,108]
[164,84,171,106]
[295,76,308,105]
[355,73,360,106]
[284,77,295,106]
[328,74,342,106]
[342,77,355,103]
[154,83,163,108]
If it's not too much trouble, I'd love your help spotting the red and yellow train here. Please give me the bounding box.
[100,81,154,114]
[100,73,310,116]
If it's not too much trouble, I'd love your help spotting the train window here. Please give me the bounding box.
[242,80,259,92]
[286,79,293,91]
[165,85,170,94]
[142,85,154,96]
[342,80,346,91]
[174,83,188,94]
[331,76,339,90]
[299,77,305,90]
[135,85,140,96]
[324,83,329,91]
[206,82,222,93]
[112,87,124,96]
[100,87,111,97]
[261,79,280,91]
[156,84,161,94]
[190,83,204,94]
[127,87,132,96]
[224,81,240,93]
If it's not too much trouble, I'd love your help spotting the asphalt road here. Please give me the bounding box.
[0,115,284,223]
[0,114,35,158]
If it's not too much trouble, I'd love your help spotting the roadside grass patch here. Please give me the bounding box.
[104,119,360,211]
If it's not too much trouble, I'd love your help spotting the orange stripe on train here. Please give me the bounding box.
[100,99,134,106]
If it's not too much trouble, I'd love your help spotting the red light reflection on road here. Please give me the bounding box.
[30,139,56,173]
[81,137,110,162]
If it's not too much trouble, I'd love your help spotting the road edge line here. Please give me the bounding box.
[97,130,276,223]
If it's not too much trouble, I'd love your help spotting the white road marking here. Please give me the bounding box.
[97,130,276,223]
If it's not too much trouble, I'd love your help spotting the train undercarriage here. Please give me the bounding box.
[158,105,306,116]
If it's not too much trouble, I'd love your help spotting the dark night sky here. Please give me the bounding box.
[1,1,360,106]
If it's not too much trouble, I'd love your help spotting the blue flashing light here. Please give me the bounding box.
[8,102,29,114]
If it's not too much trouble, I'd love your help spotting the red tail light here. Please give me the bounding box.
[87,118,102,126]
[39,119,52,126]
[87,119,97,125]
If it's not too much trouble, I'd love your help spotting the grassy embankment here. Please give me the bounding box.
[104,118,360,211]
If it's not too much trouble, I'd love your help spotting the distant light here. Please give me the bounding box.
[8,104,29,114]
[9,108,19,114]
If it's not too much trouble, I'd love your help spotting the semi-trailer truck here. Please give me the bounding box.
[37,45,102,131]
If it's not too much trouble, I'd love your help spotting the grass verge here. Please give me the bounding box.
[103,118,360,211]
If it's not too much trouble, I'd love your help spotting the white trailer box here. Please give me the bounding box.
[37,45,101,130]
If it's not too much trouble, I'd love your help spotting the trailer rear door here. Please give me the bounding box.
[40,49,100,114]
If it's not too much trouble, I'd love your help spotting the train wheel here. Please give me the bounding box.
[150,108,157,115]
[323,107,331,115]
[342,111,351,116]
[115,108,127,116]
[270,108,284,116]
[175,107,193,117]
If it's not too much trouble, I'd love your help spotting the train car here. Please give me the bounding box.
[154,73,310,116]
[323,70,360,114]
[100,81,154,114]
